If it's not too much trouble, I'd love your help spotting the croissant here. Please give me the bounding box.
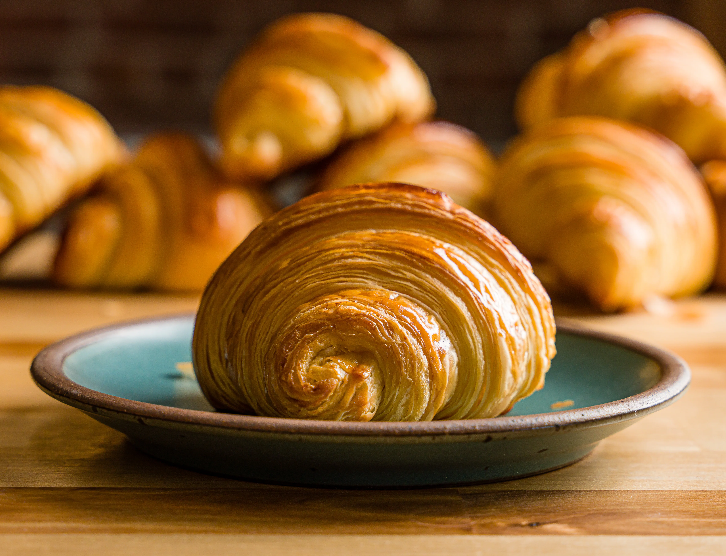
[214,12,435,181]
[0,85,124,253]
[515,9,726,164]
[492,116,717,312]
[192,183,556,422]
[699,160,726,288]
[315,121,496,216]
[53,132,274,291]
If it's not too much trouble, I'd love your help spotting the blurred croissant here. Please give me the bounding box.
[192,183,556,421]
[493,116,717,312]
[699,160,726,288]
[0,85,124,253]
[516,9,726,164]
[214,12,435,181]
[315,121,496,216]
[53,132,274,291]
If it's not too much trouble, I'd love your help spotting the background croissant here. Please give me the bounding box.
[699,160,726,289]
[193,183,556,422]
[214,12,435,181]
[515,9,726,165]
[53,132,274,291]
[0,85,124,254]
[315,120,495,217]
[492,116,717,312]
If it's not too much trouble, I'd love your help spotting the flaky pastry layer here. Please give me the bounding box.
[493,116,717,311]
[316,121,495,217]
[0,85,124,252]
[53,132,273,291]
[516,9,726,164]
[214,13,435,181]
[193,183,556,421]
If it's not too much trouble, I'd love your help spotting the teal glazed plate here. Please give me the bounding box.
[31,315,690,487]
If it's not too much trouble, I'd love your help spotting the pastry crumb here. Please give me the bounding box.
[175,362,194,376]
[550,399,574,410]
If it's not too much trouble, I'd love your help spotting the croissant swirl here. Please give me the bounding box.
[0,85,124,252]
[53,132,273,291]
[192,183,556,421]
[516,10,726,164]
[214,13,435,181]
[493,117,717,311]
[316,121,496,216]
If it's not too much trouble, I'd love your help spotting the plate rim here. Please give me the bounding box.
[30,314,690,438]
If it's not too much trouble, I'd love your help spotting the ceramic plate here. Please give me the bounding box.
[31,315,689,487]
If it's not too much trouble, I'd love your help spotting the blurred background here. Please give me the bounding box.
[0,0,723,150]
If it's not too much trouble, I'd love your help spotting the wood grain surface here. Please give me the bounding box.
[2,287,726,554]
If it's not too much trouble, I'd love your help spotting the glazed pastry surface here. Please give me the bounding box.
[516,9,726,164]
[316,121,496,216]
[53,132,273,291]
[214,13,435,181]
[193,183,556,421]
[0,85,124,252]
[493,116,717,311]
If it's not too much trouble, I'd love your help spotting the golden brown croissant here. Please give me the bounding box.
[192,183,556,421]
[315,121,496,216]
[699,160,726,288]
[516,9,726,164]
[493,116,717,312]
[0,85,124,252]
[53,132,274,291]
[214,13,435,181]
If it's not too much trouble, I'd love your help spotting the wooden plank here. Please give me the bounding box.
[2,534,724,556]
[0,288,199,343]
[1,488,725,535]
[0,406,240,488]
[555,294,726,350]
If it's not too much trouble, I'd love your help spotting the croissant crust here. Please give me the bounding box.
[192,183,556,421]
[493,116,717,311]
[214,13,435,180]
[53,132,273,291]
[699,160,726,289]
[0,85,124,252]
[516,9,726,164]
[316,121,496,216]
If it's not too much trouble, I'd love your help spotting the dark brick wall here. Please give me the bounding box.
[0,0,699,149]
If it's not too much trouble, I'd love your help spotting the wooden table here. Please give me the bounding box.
[2,286,726,555]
